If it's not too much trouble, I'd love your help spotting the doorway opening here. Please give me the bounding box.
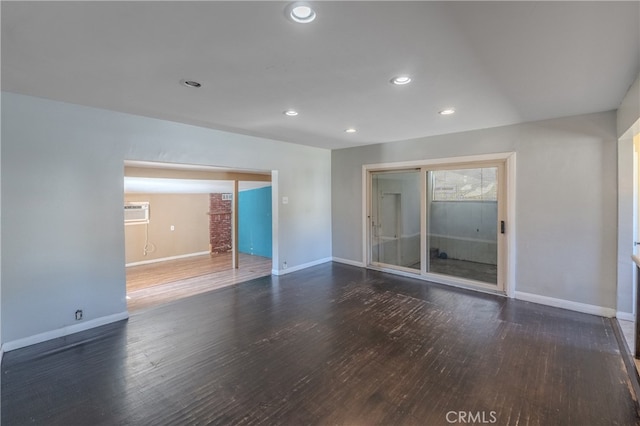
[618,132,640,356]
[365,153,515,295]
[123,161,273,311]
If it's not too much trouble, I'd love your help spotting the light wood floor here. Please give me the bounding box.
[126,252,272,311]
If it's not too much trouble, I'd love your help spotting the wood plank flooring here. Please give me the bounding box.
[3,262,638,425]
[126,253,272,311]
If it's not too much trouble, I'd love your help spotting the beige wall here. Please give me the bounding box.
[125,193,210,264]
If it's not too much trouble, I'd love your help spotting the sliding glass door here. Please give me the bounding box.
[426,167,499,285]
[367,159,507,292]
[370,170,421,271]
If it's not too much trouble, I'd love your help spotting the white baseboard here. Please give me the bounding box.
[332,257,365,268]
[0,345,3,364]
[515,291,616,318]
[617,311,635,321]
[3,311,129,352]
[272,257,333,276]
[126,251,210,267]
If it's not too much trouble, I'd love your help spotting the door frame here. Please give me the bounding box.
[362,152,516,297]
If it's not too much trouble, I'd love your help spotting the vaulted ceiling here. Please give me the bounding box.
[2,1,638,150]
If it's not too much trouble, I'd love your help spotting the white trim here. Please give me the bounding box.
[332,257,366,268]
[364,152,514,171]
[362,152,517,298]
[125,251,210,267]
[3,311,129,352]
[232,180,239,269]
[272,257,332,276]
[617,311,635,321]
[0,345,4,364]
[362,165,368,267]
[515,291,615,318]
[271,169,280,277]
[505,152,517,298]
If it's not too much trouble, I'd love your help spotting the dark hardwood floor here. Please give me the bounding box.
[2,262,638,425]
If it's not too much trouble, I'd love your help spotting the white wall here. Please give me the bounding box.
[616,72,640,317]
[1,92,332,347]
[332,111,618,310]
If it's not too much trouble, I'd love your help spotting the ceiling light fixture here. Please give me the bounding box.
[287,2,316,23]
[390,76,412,85]
[439,108,456,115]
[181,79,202,88]
[284,109,299,116]
[345,128,357,133]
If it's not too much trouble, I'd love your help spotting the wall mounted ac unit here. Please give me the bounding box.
[124,202,149,225]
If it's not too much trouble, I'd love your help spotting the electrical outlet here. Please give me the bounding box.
[283,261,288,269]
[75,309,83,321]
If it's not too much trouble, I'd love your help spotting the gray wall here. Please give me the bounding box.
[617,73,640,138]
[332,111,618,309]
[1,92,332,344]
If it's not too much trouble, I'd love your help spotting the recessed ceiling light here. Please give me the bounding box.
[181,79,201,88]
[439,108,456,115]
[345,128,357,133]
[284,110,299,116]
[288,2,316,23]
[390,76,412,85]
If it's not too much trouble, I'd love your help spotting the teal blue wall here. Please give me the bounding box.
[238,186,272,258]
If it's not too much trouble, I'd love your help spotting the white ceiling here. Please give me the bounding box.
[124,160,271,175]
[123,160,272,193]
[124,177,271,194]
[2,2,638,150]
